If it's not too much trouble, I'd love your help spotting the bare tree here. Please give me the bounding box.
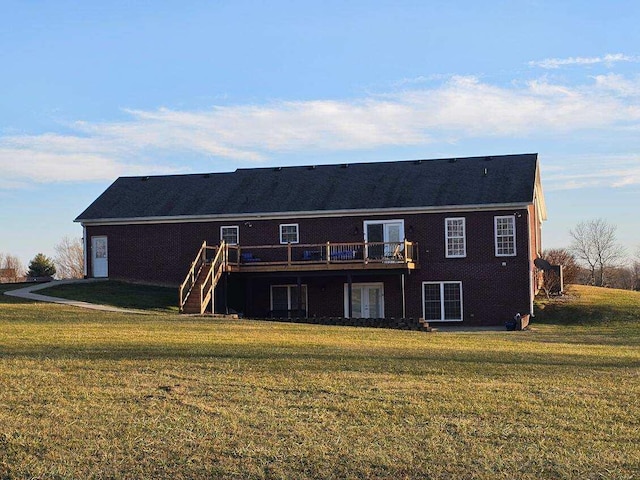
[54,236,84,279]
[633,246,640,291]
[569,219,625,286]
[1,254,25,282]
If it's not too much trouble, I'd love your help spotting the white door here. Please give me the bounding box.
[344,283,384,318]
[91,236,108,278]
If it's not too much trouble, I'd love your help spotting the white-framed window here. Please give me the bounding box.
[445,217,466,258]
[495,215,516,256]
[270,284,307,316]
[279,223,299,244]
[422,281,463,322]
[220,225,239,245]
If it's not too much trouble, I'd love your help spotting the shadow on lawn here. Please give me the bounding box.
[1,341,636,370]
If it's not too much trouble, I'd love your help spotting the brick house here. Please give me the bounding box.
[75,153,546,326]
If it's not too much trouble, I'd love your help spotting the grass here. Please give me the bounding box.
[0,284,638,479]
[42,280,179,313]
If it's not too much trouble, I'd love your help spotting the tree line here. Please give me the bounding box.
[544,218,640,292]
[0,236,83,283]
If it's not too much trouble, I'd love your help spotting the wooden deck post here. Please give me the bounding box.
[297,275,302,318]
[326,242,330,264]
[401,273,406,318]
[347,274,353,318]
[288,242,292,266]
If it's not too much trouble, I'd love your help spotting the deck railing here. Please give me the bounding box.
[225,240,417,268]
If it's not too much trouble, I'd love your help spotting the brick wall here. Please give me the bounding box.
[84,207,534,325]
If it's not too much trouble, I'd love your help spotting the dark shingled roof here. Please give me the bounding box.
[76,153,539,221]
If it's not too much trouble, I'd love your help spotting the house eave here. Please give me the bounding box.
[75,202,533,226]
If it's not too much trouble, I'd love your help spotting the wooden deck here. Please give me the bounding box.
[226,259,417,273]
[179,240,419,313]
[225,240,419,273]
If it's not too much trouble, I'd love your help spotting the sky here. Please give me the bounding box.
[1,0,639,268]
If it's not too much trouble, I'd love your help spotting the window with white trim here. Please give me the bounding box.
[279,223,299,244]
[270,285,307,316]
[445,217,466,258]
[495,215,516,256]
[220,226,239,245]
[422,281,463,322]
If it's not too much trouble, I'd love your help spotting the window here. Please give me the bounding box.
[220,226,239,245]
[495,215,516,256]
[279,223,299,244]
[445,217,466,258]
[270,285,307,317]
[422,282,463,322]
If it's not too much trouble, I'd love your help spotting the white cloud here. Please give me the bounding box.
[543,155,640,191]
[528,53,638,69]
[1,73,640,188]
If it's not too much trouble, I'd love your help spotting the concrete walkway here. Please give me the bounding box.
[3,279,153,315]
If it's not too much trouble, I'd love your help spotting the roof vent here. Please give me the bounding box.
[273,167,282,171]
[307,165,316,170]
[340,163,349,168]
[448,158,457,163]
[141,176,149,182]
[483,168,488,176]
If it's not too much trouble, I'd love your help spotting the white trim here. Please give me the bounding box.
[494,215,517,257]
[421,281,463,322]
[270,284,308,313]
[445,217,466,258]
[82,226,88,277]
[527,208,535,317]
[220,225,239,245]
[343,282,385,318]
[534,164,548,221]
[279,223,299,244]
[76,202,533,226]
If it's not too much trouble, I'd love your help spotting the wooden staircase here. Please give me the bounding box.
[179,241,227,314]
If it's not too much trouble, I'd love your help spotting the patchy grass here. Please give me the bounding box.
[42,280,179,313]
[0,285,638,479]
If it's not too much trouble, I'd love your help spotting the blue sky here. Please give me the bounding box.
[1,0,639,267]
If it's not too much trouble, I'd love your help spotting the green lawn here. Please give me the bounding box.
[0,284,638,479]
[42,280,179,313]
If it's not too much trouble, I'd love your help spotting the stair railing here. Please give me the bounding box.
[179,240,207,312]
[198,240,226,314]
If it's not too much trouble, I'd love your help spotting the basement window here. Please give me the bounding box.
[422,281,463,322]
